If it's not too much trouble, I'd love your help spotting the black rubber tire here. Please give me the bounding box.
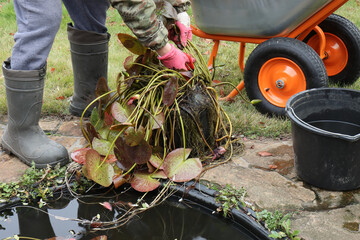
[303,14,360,86]
[244,37,328,117]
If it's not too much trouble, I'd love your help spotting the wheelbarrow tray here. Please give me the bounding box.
[191,0,331,37]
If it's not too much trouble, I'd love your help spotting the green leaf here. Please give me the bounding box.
[117,33,147,55]
[90,107,100,126]
[85,149,114,187]
[92,138,114,156]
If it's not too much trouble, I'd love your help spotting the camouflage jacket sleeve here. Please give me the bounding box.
[110,0,190,50]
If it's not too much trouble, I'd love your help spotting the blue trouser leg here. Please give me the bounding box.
[62,0,110,33]
[11,0,62,70]
[10,0,110,70]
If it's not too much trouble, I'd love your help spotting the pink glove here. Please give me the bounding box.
[158,44,194,70]
[168,21,192,48]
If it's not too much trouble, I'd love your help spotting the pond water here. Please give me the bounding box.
[0,191,263,240]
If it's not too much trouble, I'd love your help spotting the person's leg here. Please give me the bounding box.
[62,0,111,116]
[11,0,62,70]
[1,0,68,168]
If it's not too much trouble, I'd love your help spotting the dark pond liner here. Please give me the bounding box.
[0,181,273,240]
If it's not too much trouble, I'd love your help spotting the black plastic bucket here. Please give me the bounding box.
[286,88,360,191]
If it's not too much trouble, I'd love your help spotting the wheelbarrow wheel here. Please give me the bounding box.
[304,14,360,86]
[244,37,328,117]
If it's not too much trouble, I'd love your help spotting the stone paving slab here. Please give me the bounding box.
[0,116,360,239]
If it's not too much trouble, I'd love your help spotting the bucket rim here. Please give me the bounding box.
[285,88,360,142]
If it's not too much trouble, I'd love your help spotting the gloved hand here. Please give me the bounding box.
[158,44,194,70]
[168,12,192,48]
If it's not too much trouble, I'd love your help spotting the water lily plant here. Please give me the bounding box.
[70,33,233,193]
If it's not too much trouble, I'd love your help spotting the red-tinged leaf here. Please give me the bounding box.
[165,157,202,182]
[151,170,167,179]
[9,32,14,36]
[50,67,55,73]
[204,50,210,55]
[71,148,90,164]
[123,56,134,71]
[113,174,128,189]
[90,236,107,240]
[110,122,132,131]
[92,138,114,156]
[104,111,114,126]
[83,122,100,143]
[150,112,165,130]
[127,94,140,105]
[85,149,114,187]
[257,151,273,157]
[124,126,145,147]
[180,71,193,80]
[163,76,178,106]
[102,154,117,164]
[117,33,147,55]
[131,171,161,192]
[115,137,152,165]
[56,96,65,100]
[149,154,164,170]
[111,102,128,123]
[100,202,112,211]
[163,148,202,182]
[95,77,109,98]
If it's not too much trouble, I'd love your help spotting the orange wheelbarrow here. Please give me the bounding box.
[190,0,360,116]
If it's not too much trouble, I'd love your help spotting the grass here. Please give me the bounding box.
[0,0,360,138]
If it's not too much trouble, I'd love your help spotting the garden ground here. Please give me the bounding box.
[0,115,359,240]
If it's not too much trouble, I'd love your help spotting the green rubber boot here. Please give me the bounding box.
[1,59,69,168]
[67,23,110,117]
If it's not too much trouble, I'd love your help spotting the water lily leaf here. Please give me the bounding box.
[96,77,109,99]
[124,126,145,147]
[92,138,114,156]
[114,150,134,171]
[85,149,114,187]
[163,76,178,106]
[104,111,114,126]
[110,122,133,131]
[149,154,164,170]
[163,148,202,182]
[115,137,151,165]
[117,33,147,55]
[83,122,100,143]
[90,107,100,127]
[151,170,167,179]
[131,171,161,192]
[124,56,134,71]
[113,174,129,189]
[102,154,117,164]
[71,148,90,164]
[150,112,165,130]
[98,126,110,139]
[111,102,128,123]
